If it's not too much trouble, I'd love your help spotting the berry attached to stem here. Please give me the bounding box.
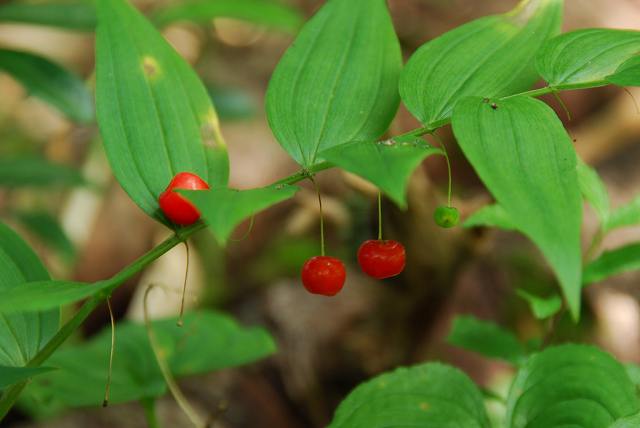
[301,256,346,296]
[357,239,406,279]
[434,205,459,228]
[159,172,209,226]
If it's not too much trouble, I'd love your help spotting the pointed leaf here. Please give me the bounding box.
[329,363,490,428]
[152,0,303,33]
[463,204,516,230]
[605,195,640,232]
[0,280,107,314]
[0,222,58,369]
[516,289,562,319]
[0,157,86,188]
[319,139,442,209]
[181,185,298,245]
[447,315,525,365]
[452,96,583,319]
[0,49,93,122]
[96,0,229,224]
[0,1,96,31]
[536,29,640,88]
[0,366,54,390]
[266,0,401,167]
[608,56,640,87]
[400,0,562,126]
[577,158,610,225]
[583,243,640,285]
[506,344,639,428]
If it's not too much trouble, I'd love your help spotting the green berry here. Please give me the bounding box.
[434,206,459,228]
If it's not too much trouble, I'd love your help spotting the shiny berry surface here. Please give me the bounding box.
[301,256,346,296]
[159,172,209,225]
[434,205,460,228]
[357,239,406,279]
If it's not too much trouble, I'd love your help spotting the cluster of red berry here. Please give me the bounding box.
[158,172,407,298]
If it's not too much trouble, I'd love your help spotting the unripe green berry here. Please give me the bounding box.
[434,206,459,228]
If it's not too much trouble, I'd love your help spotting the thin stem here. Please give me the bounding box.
[551,89,572,121]
[141,397,161,428]
[230,215,255,242]
[144,285,205,428]
[272,162,333,187]
[584,228,605,263]
[308,175,325,256]
[103,297,116,407]
[431,132,453,207]
[177,241,190,327]
[377,192,383,241]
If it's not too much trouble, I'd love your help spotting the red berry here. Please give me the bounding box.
[159,172,209,225]
[301,256,346,296]
[357,239,406,279]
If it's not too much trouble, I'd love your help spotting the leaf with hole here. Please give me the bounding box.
[0,49,93,122]
[463,204,516,230]
[96,0,229,224]
[0,1,96,31]
[400,0,562,127]
[266,0,401,167]
[452,96,583,319]
[319,139,442,209]
[329,362,490,428]
[583,243,640,285]
[506,344,639,428]
[536,29,640,88]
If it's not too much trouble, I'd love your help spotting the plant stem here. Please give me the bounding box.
[141,397,161,428]
[377,192,383,241]
[431,132,453,207]
[308,176,325,256]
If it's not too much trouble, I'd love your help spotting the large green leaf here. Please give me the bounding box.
[506,344,639,428]
[400,0,562,127]
[14,211,75,262]
[22,311,275,411]
[96,0,229,224]
[577,158,610,226]
[266,0,401,167]
[463,204,516,230]
[0,1,96,31]
[605,195,640,232]
[0,49,93,123]
[0,366,54,390]
[447,315,525,365]
[0,280,107,314]
[0,222,58,382]
[607,56,640,87]
[181,185,298,245]
[152,0,303,33]
[0,157,86,188]
[536,29,640,88]
[319,139,442,209]
[452,96,583,319]
[583,243,640,285]
[329,363,490,428]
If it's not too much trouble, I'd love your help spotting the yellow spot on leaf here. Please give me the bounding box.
[419,402,430,411]
[142,56,160,79]
[201,108,226,148]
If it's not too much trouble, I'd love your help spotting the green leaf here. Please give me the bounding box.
[152,0,303,33]
[0,280,108,314]
[506,344,639,428]
[447,315,525,365]
[96,0,229,224]
[14,211,75,262]
[605,195,640,232]
[181,185,298,245]
[452,96,583,319]
[577,158,610,225]
[22,311,275,409]
[463,204,516,230]
[536,29,640,88]
[626,364,640,388]
[0,1,96,31]
[0,366,54,390]
[319,139,442,209]
[266,0,401,167]
[400,0,562,127]
[0,49,93,122]
[610,412,640,428]
[0,157,86,188]
[607,56,640,87]
[516,289,562,319]
[0,222,58,368]
[329,363,490,428]
[583,243,640,285]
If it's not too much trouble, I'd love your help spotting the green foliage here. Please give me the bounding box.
[605,195,640,232]
[266,0,401,167]
[506,344,639,427]
[319,139,442,209]
[583,243,640,285]
[400,0,562,126]
[152,0,303,33]
[447,315,525,365]
[610,412,640,428]
[95,0,229,224]
[21,311,275,413]
[329,363,490,428]
[577,158,610,225]
[0,1,96,31]
[0,366,54,390]
[0,222,58,385]
[0,49,93,123]
[463,204,516,230]
[0,280,107,314]
[608,56,640,87]
[536,29,640,88]
[516,289,562,319]
[0,157,86,188]
[452,96,583,319]
[14,211,75,262]
[180,185,298,245]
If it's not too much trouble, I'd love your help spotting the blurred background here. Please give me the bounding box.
[2,0,640,426]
